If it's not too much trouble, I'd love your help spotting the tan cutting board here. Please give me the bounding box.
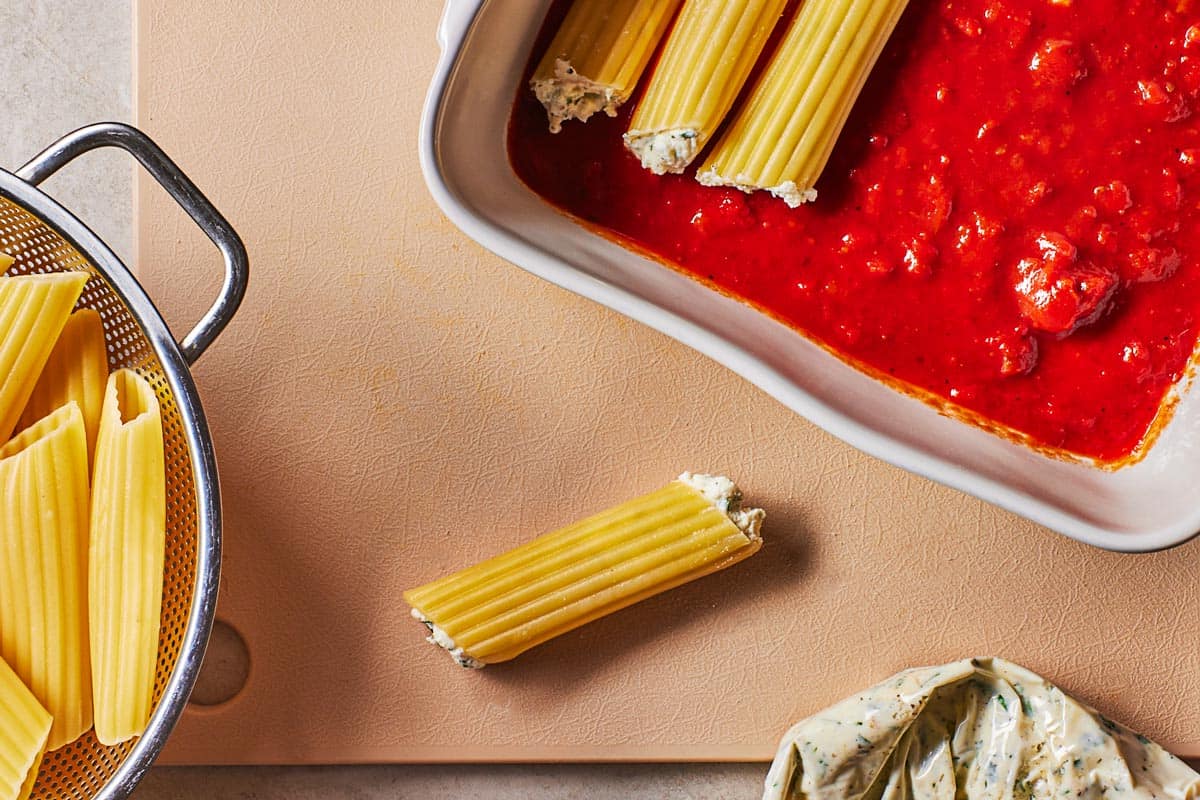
[136,0,1200,764]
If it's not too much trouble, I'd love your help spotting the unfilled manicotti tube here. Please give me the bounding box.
[18,308,109,468]
[403,473,764,667]
[0,654,51,800]
[89,369,166,746]
[0,402,93,751]
[0,270,89,442]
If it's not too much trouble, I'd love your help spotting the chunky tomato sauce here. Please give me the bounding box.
[509,0,1200,461]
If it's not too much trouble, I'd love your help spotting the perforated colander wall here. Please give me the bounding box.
[0,194,198,798]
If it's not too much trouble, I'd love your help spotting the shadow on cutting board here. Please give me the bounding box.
[480,497,813,697]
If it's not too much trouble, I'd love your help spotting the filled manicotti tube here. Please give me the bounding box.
[623,0,790,175]
[699,0,911,206]
[403,473,764,668]
[531,0,684,133]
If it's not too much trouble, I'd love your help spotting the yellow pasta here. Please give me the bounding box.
[698,0,912,206]
[0,655,51,800]
[13,750,42,800]
[624,0,789,175]
[403,473,764,667]
[532,0,683,133]
[0,402,92,751]
[89,369,166,745]
[18,309,109,466]
[0,271,89,442]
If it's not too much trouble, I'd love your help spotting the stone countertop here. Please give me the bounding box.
[3,1,763,796]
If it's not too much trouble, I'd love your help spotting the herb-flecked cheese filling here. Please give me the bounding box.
[763,658,1200,800]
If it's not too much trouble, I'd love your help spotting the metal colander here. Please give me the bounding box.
[0,123,247,799]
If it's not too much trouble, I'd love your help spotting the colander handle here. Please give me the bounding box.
[16,122,248,365]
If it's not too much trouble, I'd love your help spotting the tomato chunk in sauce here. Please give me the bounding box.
[508,0,1200,462]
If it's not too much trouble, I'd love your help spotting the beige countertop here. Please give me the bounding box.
[3,0,762,795]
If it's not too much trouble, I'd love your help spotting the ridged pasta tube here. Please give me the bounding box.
[624,0,790,174]
[0,402,93,751]
[18,309,109,467]
[532,0,683,133]
[403,473,764,667]
[698,0,912,206]
[89,369,166,745]
[0,655,51,800]
[0,272,89,441]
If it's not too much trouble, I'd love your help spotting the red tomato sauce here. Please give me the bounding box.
[508,0,1200,462]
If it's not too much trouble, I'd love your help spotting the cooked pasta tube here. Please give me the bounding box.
[698,0,911,206]
[532,0,683,133]
[0,272,89,442]
[0,655,51,800]
[624,0,790,175]
[0,402,92,751]
[89,369,166,745]
[403,473,764,667]
[18,309,109,466]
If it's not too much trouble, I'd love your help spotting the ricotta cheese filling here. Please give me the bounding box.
[531,58,623,134]
[624,129,701,175]
[413,473,760,670]
[678,472,765,541]
[696,168,818,208]
[410,607,484,669]
[763,657,1200,800]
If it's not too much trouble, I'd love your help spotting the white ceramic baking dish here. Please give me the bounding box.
[420,0,1200,553]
